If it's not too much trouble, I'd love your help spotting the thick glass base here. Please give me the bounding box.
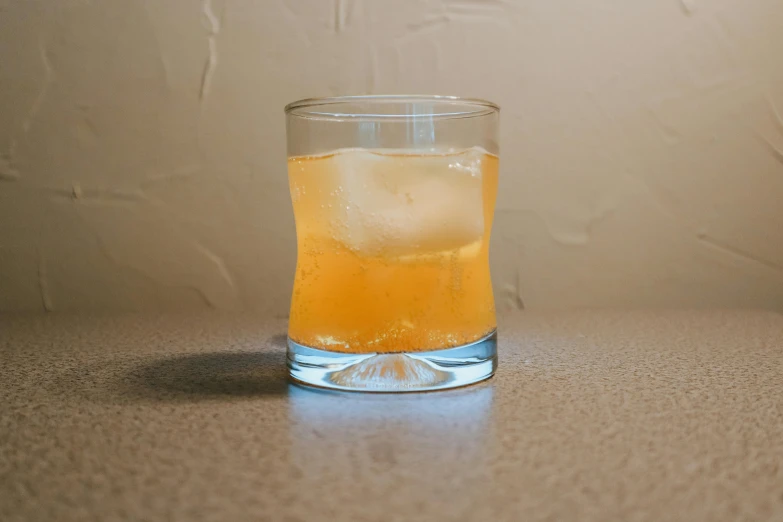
[287,330,497,392]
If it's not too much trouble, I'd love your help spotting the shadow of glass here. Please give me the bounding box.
[121,338,289,402]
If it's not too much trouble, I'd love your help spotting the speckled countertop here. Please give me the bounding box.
[1,311,782,522]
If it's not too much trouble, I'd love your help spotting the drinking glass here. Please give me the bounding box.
[285,95,499,392]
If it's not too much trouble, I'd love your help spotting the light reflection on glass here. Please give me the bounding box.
[357,120,381,149]
[408,102,436,149]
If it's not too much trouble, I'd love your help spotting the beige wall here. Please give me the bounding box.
[1,0,783,313]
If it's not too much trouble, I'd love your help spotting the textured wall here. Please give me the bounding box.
[1,0,783,313]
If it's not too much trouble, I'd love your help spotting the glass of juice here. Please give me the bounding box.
[285,95,499,392]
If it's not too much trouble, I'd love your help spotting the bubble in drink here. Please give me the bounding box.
[288,147,499,353]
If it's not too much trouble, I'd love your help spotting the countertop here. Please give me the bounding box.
[1,311,782,522]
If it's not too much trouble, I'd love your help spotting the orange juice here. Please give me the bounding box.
[288,148,498,354]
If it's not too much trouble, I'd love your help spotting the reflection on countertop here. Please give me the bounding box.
[1,310,782,521]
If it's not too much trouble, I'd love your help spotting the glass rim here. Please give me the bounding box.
[284,95,500,121]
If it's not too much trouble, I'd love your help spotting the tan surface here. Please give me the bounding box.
[1,310,782,521]
[3,1,783,313]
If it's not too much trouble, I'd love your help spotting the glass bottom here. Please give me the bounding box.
[287,330,497,392]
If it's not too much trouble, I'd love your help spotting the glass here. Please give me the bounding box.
[285,95,499,392]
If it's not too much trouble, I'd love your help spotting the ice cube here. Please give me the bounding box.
[329,148,485,256]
